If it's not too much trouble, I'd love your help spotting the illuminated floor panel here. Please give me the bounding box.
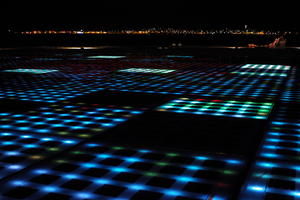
[239,160,300,200]
[280,69,300,102]
[156,98,273,119]
[0,102,143,138]
[0,62,287,101]
[3,69,59,74]
[87,55,126,59]
[241,64,292,70]
[0,132,78,181]
[0,142,244,200]
[259,104,300,162]
[118,68,176,74]
[231,72,288,77]
[0,73,105,103]
[260,121,300,162]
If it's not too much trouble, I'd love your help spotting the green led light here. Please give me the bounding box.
[156,162,168,166]
[56,159,67,163]
[112,146,124,150]
[118,68,176,74]
[166,153,178,157]
[48,147,59,152]
[72,151,83,154]
[223,170,235,175]
[145,172,158,176]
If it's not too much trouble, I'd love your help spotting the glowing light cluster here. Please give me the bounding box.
[0,102,143,138]
[0,132,77,180]
[240,160,300,200]
[118,68,176,74]
[260,121,300,161]
[231,72,288,77]
[157,98,273,119]
[0,142,244,200]
[241,64,291,70]
[259,104,300,161]
[3,69,59,74]
[280,69,300,102]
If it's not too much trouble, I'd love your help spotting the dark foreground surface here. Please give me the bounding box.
[0,46,300,200]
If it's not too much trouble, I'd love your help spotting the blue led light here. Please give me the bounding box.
[8,165,22,170]
[11,180,27,186]
[97,154,111,159]
[112,167,128,172]
[81,163,98,168]
[42,186,59,192]
[226,159,242,165]
[186,165,201,170]
[176,176,194,182]
[94,179,111,184]
[34,169,49,174]
[165,189,182,196]
[248,185,265,192]
[125,158,141,162]
[129,184,146,190]
[76,192,93,199]
[195,156,208,160]
[63,174,79,179]
[257,162,276,168]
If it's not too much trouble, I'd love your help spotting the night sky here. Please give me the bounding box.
[2,0,300,30]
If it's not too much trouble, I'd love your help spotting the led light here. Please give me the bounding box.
[165,190,182,196]
[176,176,194,182]
[43,186,59,192]
[63,174,79,179]
[248,185,265,192]
[8,165,22,170]
[11,180,26,186]
[129,184,146,190]
[95,179,111,184]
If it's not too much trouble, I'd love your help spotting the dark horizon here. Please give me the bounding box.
[2,0,300,31]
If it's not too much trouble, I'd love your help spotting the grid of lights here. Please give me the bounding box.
[0,132,77,180]
[231,72,288,77]
[3,69,59,74]
[156,98,274,120]
[241,64,292,70]
[260,121,300,161]
[101,69,285,100]
[0,102,143,138]
[87,56,126,59]
[118,68,176,74]
[280,69,300,102]
[0,142,244,200]
[239,160,300,200]
[240,102,300,199]
[0,80,104,103]
[0,68,107,103]
[259,104,300,161]
[1,62,286,101]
